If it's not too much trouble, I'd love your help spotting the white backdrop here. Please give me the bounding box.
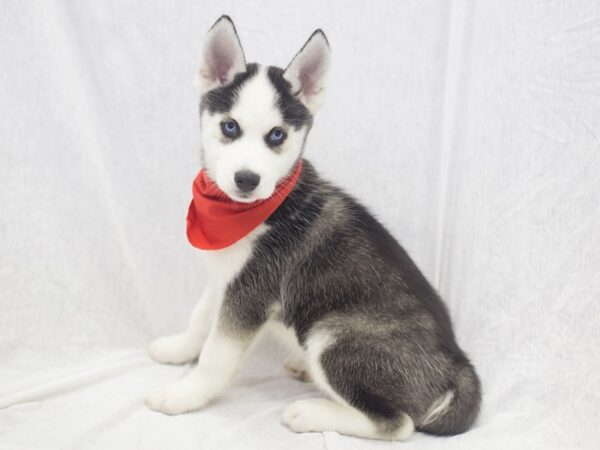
[1,0,599,448]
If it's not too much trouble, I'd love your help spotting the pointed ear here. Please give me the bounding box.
[284,30,331,113]
[197,16,246,93]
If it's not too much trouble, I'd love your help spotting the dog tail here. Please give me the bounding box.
[417,362,481,435]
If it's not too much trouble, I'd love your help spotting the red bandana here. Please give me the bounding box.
[186,162,302,250]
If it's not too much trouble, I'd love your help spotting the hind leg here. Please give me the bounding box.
[282,329,414,441]
[282,398,413,440]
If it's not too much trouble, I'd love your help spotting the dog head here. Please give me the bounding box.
[197,16,330,202]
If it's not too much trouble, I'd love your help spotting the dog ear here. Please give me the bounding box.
[284,30,331,113]
[197,16,246,93]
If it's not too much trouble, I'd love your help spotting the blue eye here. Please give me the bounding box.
[267,128,286,146]
[221,120,240,138]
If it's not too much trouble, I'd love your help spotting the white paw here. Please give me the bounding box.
[284,353,311,382]
[283,399,415,440]
[145,377,209,415]
[282,399,331,433]
[147,333,200,364]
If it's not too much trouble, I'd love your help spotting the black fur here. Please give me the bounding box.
[200,63,259,114]
[200,64,312,133]
[267,67,313,130]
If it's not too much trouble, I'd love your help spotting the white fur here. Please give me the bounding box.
[201,66,307,203]
[282,398,414,441]
[202,223,268,285]
[146,225,267,413]
[145,328,248,414]
[421,390,454,426]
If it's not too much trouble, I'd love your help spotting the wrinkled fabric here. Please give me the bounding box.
[1,1,599,449]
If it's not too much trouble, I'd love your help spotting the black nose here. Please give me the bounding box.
[234,170,260,193]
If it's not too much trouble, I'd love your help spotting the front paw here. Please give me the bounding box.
[145,378,209,415]
[147,333,201,365]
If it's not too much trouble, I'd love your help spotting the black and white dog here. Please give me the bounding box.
[146,16,481,440]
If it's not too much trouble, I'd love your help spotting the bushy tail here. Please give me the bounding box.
[418,363,482,436]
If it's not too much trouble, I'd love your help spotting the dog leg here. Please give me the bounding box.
[145,319,258,415]
[148,285,218,364]
[282,398,413,441]
[282,328,415,440]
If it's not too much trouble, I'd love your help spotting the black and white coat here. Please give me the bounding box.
[146,16,481,441]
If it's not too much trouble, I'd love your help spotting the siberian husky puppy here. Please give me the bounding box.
[146,16,481,440]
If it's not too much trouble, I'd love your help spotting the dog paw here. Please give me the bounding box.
[145,378,209,415]
[283,353,311,382]
[282,399,331,433]
[147,333,200,365]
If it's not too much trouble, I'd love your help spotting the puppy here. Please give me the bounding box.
[146,16,481,441]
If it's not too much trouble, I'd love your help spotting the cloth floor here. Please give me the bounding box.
[1,1,599,448]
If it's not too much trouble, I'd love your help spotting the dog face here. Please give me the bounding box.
[197,16,330,202]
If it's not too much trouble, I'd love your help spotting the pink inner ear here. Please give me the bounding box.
[202,22,245,87]
[296,48,327,98]
[207,38,235,84]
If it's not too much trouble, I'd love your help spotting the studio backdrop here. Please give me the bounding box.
[1,1,599,449]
